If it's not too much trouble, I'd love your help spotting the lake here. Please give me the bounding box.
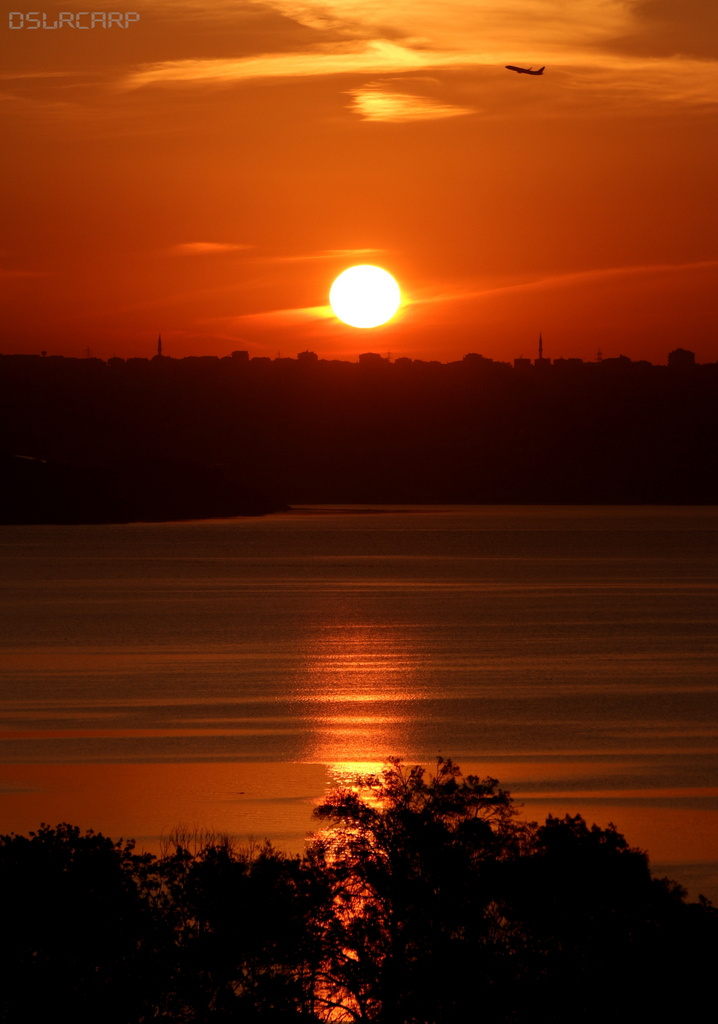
[1,506,717,899]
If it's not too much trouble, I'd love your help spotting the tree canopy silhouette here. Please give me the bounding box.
[1,760,716,1022]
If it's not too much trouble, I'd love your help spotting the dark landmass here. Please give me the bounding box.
[1,759,715,1023]
[1,346,717,509]
[0,454,287,524]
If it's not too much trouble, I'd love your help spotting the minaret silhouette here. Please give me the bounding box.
[538,331,543,361]
[157,333,162,357]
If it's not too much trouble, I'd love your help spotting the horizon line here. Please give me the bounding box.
[0,347,702,369]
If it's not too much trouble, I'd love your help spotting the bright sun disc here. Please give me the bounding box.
[329,265,401,329]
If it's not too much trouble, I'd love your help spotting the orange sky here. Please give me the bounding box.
[1,0,717,363]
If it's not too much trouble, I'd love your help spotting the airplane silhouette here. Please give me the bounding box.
[505,65,545,75]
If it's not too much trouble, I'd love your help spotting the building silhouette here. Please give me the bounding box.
[668,348,695,368]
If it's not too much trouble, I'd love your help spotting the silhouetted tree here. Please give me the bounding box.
[2,765,716,1023]
[147,835,324,1022]
[309,758,534,1022]
[308,761,718,1023]
[502,813,718,1021]
[0,823,159,1023]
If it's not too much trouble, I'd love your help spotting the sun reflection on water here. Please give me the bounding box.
[292,622,426,770]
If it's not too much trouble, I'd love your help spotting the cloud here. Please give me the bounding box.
[0,268,47,279]
[259,1,718,112]
[421,259,718,307]
[504,258,718,295]
[10,0,717,113]
[259,247,385,262]
[347,85,475,121]
[205,304,336,328]
[563,53,718,108]
[604,0,718,61]
[123,31,718,112]
[0,72,89,81]
[169,242,252,255]
[259,0,635,50]
[124,39,482,88]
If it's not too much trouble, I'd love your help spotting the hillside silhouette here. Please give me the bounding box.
[1,348,717,517]
[0,454,286,524]
[1,759,715,1022]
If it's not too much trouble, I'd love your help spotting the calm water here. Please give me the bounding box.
[1,507,718,897]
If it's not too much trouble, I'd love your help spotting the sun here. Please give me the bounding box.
[329,265,401,329]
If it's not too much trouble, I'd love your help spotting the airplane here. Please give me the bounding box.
[505,65,545,75]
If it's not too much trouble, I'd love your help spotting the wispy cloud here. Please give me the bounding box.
[262,0,635,49]
[0,268,47,279]
[0,72,90,81]
[124,43,718,111]
[121,1,718,110]
[566,55,718,108]
[206,304,336,328]
[421,259,718,307]
[348,85,474,121]
[259,247,385,263]
[124,39,482,88]
[169,242,252,255]
[486,258,718,297]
